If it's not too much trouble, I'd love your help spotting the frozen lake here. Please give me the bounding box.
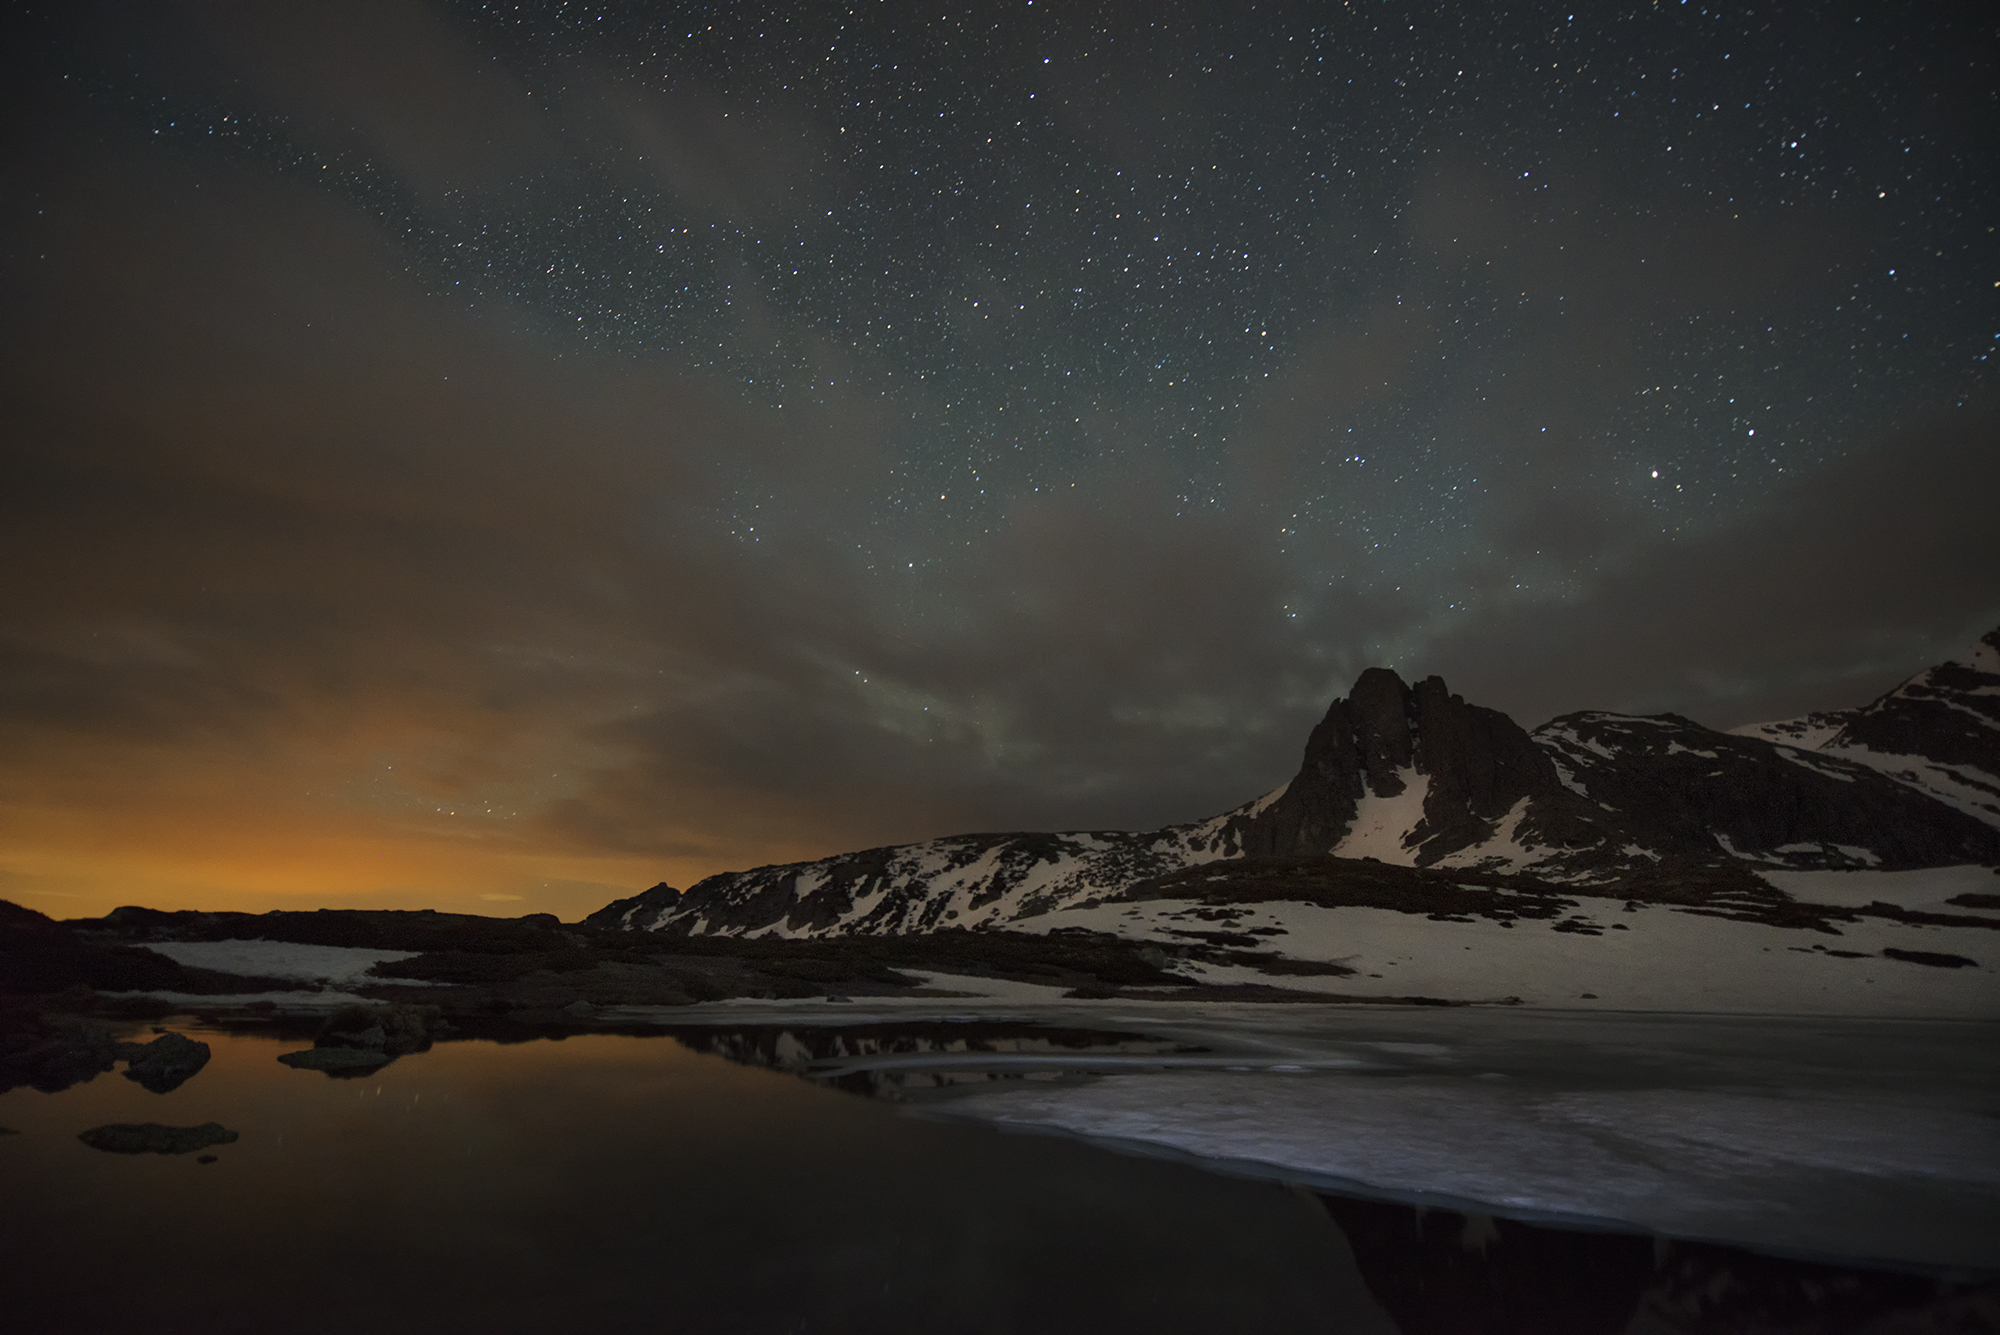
[3,1005,1996,1332]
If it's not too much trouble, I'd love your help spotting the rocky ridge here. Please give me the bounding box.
[593,628,2000,939]
[1733,627,2000,829]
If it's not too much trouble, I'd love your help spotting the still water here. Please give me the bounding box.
[3,1015,1995,1333]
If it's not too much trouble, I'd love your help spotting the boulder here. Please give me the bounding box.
[116,1031,210,1094]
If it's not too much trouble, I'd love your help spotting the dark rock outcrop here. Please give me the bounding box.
[0,1015,121,1094]
[1539,711,2000,871]
[1318,1192,1997,1335]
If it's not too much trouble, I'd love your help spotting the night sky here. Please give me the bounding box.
[3,2,1995,919]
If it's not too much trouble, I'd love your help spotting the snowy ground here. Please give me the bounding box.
[1017,865,2000,1018]
[137,939,426,986]
[1759,864,2000,912]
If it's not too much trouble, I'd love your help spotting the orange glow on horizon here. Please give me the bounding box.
[0,768,818,922]
[0,811,683,922]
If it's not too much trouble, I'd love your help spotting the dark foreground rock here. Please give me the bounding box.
[1320,1193,2000,1335]
[77,1122,238,1155]
[0,1015,121,1095]
[117,1031,210,1093]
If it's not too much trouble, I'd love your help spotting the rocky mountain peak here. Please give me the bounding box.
[1246,638,2000,876]
[1731,623,2000,832]
[1347,667,1417,795]
[1243,667,1567,864]
[598,627,2000,939]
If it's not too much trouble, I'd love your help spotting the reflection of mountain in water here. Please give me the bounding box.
[1321,1193,1998,1335]
[668,1022,1193,1098]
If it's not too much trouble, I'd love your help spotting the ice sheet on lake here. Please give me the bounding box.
[913,1007,2000,1273]
[937,1071,2000,1270]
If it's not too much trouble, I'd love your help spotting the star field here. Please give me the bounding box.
[1,1,1994,915]
[88,3,1995,604]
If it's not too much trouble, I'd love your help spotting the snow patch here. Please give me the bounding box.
[1758,864,2000,914]
[139,939,424,985]
[1433,797,1537,871]
[1331,767,1429,866]
[1816,747,2000,829]
[1730,716,1843,751]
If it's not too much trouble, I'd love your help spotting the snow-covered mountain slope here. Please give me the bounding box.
[1732,626,2000,830]
[589,784,1286,936]
[591,627,2000,950]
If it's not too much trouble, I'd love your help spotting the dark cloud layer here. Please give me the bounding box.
[0,3,1992,915]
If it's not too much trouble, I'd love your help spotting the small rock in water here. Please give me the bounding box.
[78,1122,238,1155]
[116,1031,211,1094]
[196,1154,218,1164]
[277,1047,394,1075]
